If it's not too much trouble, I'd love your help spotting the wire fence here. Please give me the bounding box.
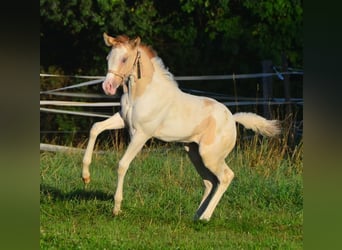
[40,70,303,152]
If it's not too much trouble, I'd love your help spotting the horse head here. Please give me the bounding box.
[102,33,141,95]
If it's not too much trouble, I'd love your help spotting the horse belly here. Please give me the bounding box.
[153,120,197,142]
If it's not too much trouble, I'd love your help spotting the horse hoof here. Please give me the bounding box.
[82,176,91,184]
[113,209,122,216]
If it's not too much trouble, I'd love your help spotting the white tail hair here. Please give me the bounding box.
[233,112,281,137]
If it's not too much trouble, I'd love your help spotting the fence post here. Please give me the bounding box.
[261,60,273,119]
[282,52,292,114]
[282,52,295,148]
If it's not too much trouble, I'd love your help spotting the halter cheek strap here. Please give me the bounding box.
[135,51,141,79]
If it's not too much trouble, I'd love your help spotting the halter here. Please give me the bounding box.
[107,50,141,85]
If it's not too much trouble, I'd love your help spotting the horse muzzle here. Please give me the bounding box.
[102,72,123,95]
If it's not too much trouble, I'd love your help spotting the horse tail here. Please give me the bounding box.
[233,112,281,137]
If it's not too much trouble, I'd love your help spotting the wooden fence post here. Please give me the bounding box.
[261,60,273,119]
[282,52,292,115]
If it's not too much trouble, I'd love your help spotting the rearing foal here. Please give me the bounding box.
[82,33,280,221]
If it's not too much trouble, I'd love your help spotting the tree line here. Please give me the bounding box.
[40,0,303,76]
[40,0,303,146]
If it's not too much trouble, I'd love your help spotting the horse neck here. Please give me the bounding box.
[130,46,178,100]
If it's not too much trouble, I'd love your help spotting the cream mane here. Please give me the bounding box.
[138,43,177,86]
[150,57,178,86]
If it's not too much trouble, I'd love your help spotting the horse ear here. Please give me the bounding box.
[130,36,141,48]
[103,32,116,46]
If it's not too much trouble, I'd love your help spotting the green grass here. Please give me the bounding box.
[40,141,303,249]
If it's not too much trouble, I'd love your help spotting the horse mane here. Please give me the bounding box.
[151,57,177,86]
[136,38,177,86]
[139,44,157,59]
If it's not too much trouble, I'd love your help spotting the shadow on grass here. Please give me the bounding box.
[40,184,113,202]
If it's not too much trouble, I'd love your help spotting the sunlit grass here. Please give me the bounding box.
[40,136,303,249]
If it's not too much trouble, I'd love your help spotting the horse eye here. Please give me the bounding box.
[122,57,128,63]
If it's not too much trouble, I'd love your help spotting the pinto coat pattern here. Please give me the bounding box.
[81,33,280,221]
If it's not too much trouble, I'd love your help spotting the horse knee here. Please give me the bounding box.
[90,123,100,137]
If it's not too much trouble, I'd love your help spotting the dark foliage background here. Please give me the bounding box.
[40,0,303,145]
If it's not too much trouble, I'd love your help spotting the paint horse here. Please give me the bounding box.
[82,33,280,221]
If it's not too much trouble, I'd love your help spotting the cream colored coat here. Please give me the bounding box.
[82,33,280,221]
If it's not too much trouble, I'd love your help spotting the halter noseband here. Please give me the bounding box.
[107,50,141,84]
[107,70,126,80]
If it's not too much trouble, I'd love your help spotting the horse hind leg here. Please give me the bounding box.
[186,143,219,220]
[196,138,235,221]
[199,161,234,221]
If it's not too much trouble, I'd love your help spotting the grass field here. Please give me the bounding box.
[40,137,303,249]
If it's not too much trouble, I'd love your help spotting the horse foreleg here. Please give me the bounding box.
[82,112,125,184]
[113,131,149,215]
